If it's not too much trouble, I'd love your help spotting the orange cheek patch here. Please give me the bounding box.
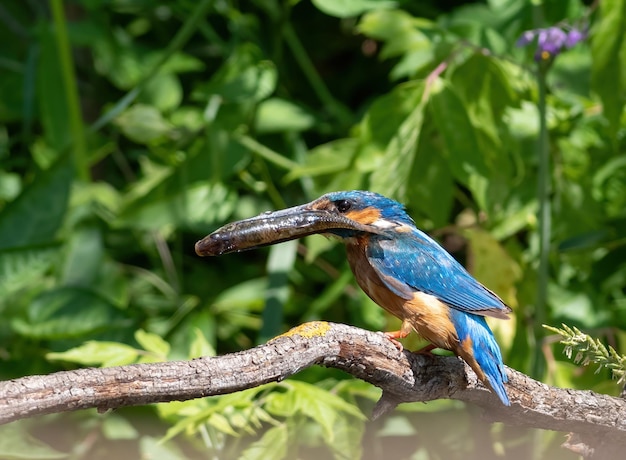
[346,207,381,225]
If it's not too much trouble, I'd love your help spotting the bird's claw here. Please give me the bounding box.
[379,331,406,354]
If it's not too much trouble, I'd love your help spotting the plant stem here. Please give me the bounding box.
[49,0,88,181]
[533,62,550,379]
[234,133,300,171]
[282,23,352,128]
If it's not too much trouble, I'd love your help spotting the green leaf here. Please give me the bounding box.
[445,5,507,51]
[376,415,417,437]
[591,0,626,144]
[260,240,298,342]
[115,104,171,144]
[240,425,288,460]
[161,386,272,442]
[406,122,454,227]
[223,60,277,103]
[159,52,205,75]
[548,284,602,328]
[369,81,426,199]
[327,409,365,460]
[305,268,353,319]
[197,44,277,104]
[135,329,170,360]
[297,396,338,442]
[37,27,71,151]
[464,228,522,308]
[490,196,537,240]
[0,157,72,250]
[12,287,125,340]
[0,170,21,201]
[450,53,516,146]
[358,9,428,53]
[138,73,183,112]
[291,381,365,443]
[558,230,610,252]
[60,225,103,287]
[71,181,122,216]
[276,381,365,441]
[255,98,316,133]
[360,80,424,149]
[428,78,490,210]
[285,139,357,184]
[116,151,241,231]
[264,388,298,418]
[92,30,203,90]
[211,278,267,311]
[92,259,130,309]
[592,155,626,217]
[47,341,140,367]
[358,10,435,79]
[117,181,237,232]
[188,328,216,359]
[207,412,239,437]
[312,0,396,18]
[102,414,140,440]
[139,436,188,460]
[0,247,57,300]
[303,233,338,263]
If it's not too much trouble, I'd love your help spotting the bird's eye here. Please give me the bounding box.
[335,200,352,213]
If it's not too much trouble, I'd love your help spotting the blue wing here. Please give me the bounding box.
[366,229,511,319]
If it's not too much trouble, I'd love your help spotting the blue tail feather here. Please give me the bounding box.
[449,310,510,405]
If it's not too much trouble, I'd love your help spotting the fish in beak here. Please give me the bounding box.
[195,202,382,256]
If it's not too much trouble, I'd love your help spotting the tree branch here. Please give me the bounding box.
[1,322,624,456]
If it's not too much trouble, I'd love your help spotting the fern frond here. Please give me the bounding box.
[543,324,626,385]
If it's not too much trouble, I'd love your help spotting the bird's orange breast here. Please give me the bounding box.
[346,237,459,351]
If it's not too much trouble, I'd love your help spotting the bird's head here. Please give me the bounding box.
[315,190,415,232]
[195,190,414,256]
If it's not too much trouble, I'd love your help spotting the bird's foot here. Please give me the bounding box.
[381,330,409,353]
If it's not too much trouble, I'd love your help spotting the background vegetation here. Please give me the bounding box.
[1,0,625,458]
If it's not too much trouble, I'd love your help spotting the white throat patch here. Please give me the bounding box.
[371,218,398,229]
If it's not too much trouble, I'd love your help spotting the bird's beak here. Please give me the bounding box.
[195,203,381,256]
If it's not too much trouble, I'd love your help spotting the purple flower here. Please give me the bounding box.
[537,28,568,55]
[517,25,586,61]
[516,30,536,47]
[565,28,586,48]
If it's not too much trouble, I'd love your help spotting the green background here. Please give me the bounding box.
[1,0,625,458]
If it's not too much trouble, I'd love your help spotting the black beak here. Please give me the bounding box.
[195,203,381,256]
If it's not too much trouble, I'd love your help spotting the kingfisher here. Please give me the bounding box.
[195,191,511,405]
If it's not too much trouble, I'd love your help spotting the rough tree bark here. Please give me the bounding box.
[1,322,624,458]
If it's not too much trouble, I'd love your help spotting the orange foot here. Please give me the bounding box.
[383,330,410,353]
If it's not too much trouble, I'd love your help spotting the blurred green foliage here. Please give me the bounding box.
[1,0,625,458]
